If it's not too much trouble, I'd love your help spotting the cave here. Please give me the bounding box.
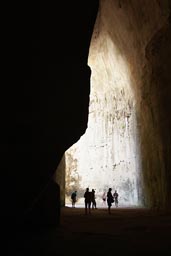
[4,0,171,254]
[55,0,171,211]
[62,5,143,208]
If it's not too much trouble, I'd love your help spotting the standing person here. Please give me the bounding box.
[91,189,97,209]
[84,188,92,214]
[113,190,119,207]
[102,191,106,206]
[107,188,114,214]
[71,190,77,208]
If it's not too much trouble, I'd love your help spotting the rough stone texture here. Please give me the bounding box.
[64,1,142,207]
[96,0,171,209]
[143,22,171,209]
[2,0,171,234]
[57,0,171,210]
[3,2,171,255]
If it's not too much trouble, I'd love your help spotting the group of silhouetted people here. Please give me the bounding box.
[71,187,119,214]
[83,188,97,214]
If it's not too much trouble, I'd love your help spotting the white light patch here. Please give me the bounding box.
[65,26,142,208]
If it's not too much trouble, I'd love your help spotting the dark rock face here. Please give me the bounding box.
[144,23,171,209]
[1,1,99,228]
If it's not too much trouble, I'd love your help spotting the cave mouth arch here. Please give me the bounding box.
[63,3,144,208]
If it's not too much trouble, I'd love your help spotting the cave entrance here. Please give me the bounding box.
[64,5,143,208]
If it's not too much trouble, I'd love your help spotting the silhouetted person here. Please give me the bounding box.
[113,190,119,207]
[102,191,106,206]
[71,191,77,208]
[84,188,92,214]
[91,189,97,209]
[107,188,114,214]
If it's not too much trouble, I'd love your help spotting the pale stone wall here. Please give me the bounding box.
[61,0,171,209]
[65,1,142,207]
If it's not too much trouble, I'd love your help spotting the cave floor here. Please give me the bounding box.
[8,207,171,255]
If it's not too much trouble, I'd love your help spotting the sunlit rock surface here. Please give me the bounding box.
[56,0,171,210]
[65,4,142,207]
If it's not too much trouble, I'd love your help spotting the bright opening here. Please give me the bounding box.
[65,10,143,208]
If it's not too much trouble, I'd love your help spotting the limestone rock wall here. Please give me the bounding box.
[96,0,171,209]
[62,0,171,209]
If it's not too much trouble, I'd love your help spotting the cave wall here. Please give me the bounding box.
[144,19,171,209]
[2,0,171,230]
[39,0,171,212]
[58,0,171,210]
[1,1,99,228]
[64,19,142,207]
[97,0,171,209]
[54,156,66,207]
